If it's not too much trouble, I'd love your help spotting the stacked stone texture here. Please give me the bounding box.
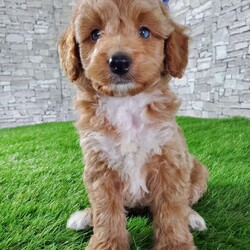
[0,0,249,128]
[0,0,75,128]
[169,0,250,118]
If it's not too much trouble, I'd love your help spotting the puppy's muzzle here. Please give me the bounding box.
[109,53,132,76]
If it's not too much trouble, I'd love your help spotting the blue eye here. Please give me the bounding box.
[139,26,150,39]
[91,29,101,41]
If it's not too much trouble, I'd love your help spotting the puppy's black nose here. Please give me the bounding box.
[109,54,131,75]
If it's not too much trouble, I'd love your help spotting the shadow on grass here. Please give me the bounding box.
[5,173,245,250]
[75,181,249,250]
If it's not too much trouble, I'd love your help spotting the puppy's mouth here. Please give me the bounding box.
[107,75,137,96]
[110,74,132,85]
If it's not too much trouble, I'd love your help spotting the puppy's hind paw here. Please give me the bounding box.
[188,210,207,232]
[66,208,92,231]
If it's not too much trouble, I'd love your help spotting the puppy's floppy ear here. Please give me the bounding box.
[165,22,189,78]
[58,26,83,82]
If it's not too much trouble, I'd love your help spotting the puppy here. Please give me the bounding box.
[58,0,208,249]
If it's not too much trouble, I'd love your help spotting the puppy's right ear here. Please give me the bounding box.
[165,22,189,79]
[58,26,83,82]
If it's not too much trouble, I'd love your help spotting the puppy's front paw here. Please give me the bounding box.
[188,210,206,231]
[154,243,196,250]
[66,208,92,231]
[86,234,130,250]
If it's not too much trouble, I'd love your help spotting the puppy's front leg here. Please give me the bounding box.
[148,161,196,250]
[84,165,130,250]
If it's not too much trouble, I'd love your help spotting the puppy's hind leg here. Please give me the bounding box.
[189,156,209,205]
[66,207,92,231]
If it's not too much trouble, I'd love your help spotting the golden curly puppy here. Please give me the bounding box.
[58,0,208,249]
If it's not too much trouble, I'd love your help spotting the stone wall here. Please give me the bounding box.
[169,0,250,118]
[0,0,249,128]
[0,0,75,128]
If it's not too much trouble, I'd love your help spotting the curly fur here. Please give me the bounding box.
[58,0,208,249]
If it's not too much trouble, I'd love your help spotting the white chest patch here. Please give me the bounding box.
[83,90,175,205]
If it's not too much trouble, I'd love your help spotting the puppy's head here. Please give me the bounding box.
[58,0,189,96]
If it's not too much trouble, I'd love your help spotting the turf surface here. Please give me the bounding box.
[0,117,249,250]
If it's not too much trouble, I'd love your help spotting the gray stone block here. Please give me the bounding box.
[213,28,229,46]
[26,1,42,8]
[27,108,44,115]
[216,46,227,60]
[217,11,236,28]
[6,34,24,43]
[11,80,29,90]
[235,42,249,50]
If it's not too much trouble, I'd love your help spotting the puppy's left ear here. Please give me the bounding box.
[165,22,189,78]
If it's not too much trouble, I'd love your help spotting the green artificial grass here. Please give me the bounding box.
[0,117,249,250]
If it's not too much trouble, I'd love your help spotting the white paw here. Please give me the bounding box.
[66,209,92,231]
[188,211,207,231]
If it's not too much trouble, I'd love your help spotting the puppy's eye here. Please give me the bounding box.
[91,29,101,41]
[139,26,150,39]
